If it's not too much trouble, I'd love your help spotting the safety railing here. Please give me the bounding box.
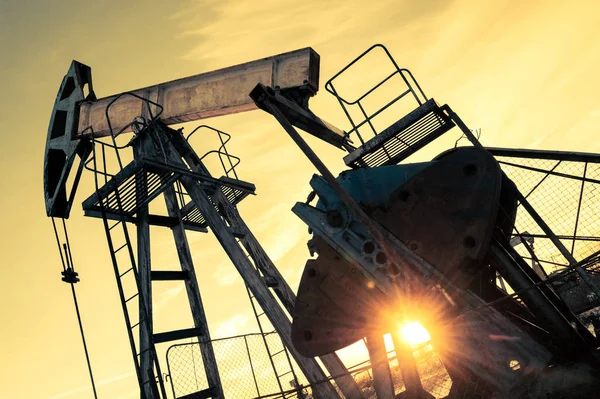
[82,92,164,187]
[166,332,452,399]
[325,44,428,146]
[187,125,241,180]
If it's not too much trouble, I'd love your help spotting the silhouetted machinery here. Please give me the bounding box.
[45,44,600,398]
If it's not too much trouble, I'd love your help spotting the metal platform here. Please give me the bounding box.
[82,157,255,230]
[343,99,455,168]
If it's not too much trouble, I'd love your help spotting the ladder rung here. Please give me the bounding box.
[130,321,140,329]
[151,270,189,281]
[271,349,286,357]
[137,347,151,356]
[109,221,121,230]
[125,293,139,303]
[154,327,204,344]
[119,267,134,278]
[115,243,128,253]
[178,388,217,399]
[256,312,265,317]
[263,276,278,287]
[278,370,293,378]
[230,228,245,238]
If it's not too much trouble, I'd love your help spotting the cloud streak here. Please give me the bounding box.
[213,314,250,338]
[49,371,135,399]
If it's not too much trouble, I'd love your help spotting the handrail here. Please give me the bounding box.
[105,92,164,169]
[324,44,428,106]
[324,44,429,145]
[82,93,166,188]
[187,125,241,180]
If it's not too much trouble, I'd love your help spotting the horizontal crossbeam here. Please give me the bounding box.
[77,48,320,137]
[178,388,218,399]
[153,327,205,344]
[83,209,208,233]
[150,271,190,281]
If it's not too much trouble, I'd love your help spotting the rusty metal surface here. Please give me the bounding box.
[77,48,319,137]
[292,147,504,355]
[250,83,350,150]
[44,61,95,217]
[370,146,502,289]
[292,236,387,356]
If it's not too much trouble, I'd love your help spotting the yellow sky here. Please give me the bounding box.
[1,0,600,398]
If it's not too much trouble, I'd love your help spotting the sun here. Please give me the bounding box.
[400,321,431,346]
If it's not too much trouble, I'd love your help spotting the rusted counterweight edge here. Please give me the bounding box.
[76,47,320,138]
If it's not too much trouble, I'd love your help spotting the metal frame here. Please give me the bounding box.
[166,332,301,399]
[250,44,600,396]
[253,85,558,398]
[324,44,428,145]
[78,89,362,398]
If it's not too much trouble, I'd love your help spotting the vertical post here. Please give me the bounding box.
[390,332,424,398]
[163,184,225,398]
[516,190,600,299]
[244,335,261,398]
[134,141,153,398]
[571,162,588,254]
[220,210,364,399]
[155,126,341,399]
[365,334,395,398]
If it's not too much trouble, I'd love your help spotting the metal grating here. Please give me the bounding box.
[167,333,305,399]
[83,158,255,227]
[82,159,179,217]
[344,100,455,168]
[179,182,253,229]
[182,206,207,227]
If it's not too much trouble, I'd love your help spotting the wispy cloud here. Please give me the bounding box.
[49,371,135,399]
[154,284,185,310]
[213,314,249,338]
[212,261,239,286]
[247,203,308,262]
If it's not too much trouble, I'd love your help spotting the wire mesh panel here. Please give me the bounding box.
[167,333,306,399]
[166,331,455,399]
[490,149,600,316]
[412,344,452,398]
[492,153,600,267]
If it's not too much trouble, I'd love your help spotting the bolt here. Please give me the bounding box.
[326,210,344,228]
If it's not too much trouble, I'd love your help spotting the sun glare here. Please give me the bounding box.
[401,322,431,346]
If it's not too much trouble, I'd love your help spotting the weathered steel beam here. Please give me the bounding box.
[162,183,224,397]
[249,83,351,150]
[259,95,554,395]
[83,209,208,233]
[365,334,395,398]
[158,131,341,399]
[134,138,154,399]
[487,147,600,163]
[77,48,319,137]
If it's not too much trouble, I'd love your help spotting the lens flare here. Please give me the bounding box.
[401,321,431,346]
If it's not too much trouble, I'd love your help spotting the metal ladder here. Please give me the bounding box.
[238,236,304,399]
[186,124,303,397]
[89,138,168,399]
[174,179,305,398]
